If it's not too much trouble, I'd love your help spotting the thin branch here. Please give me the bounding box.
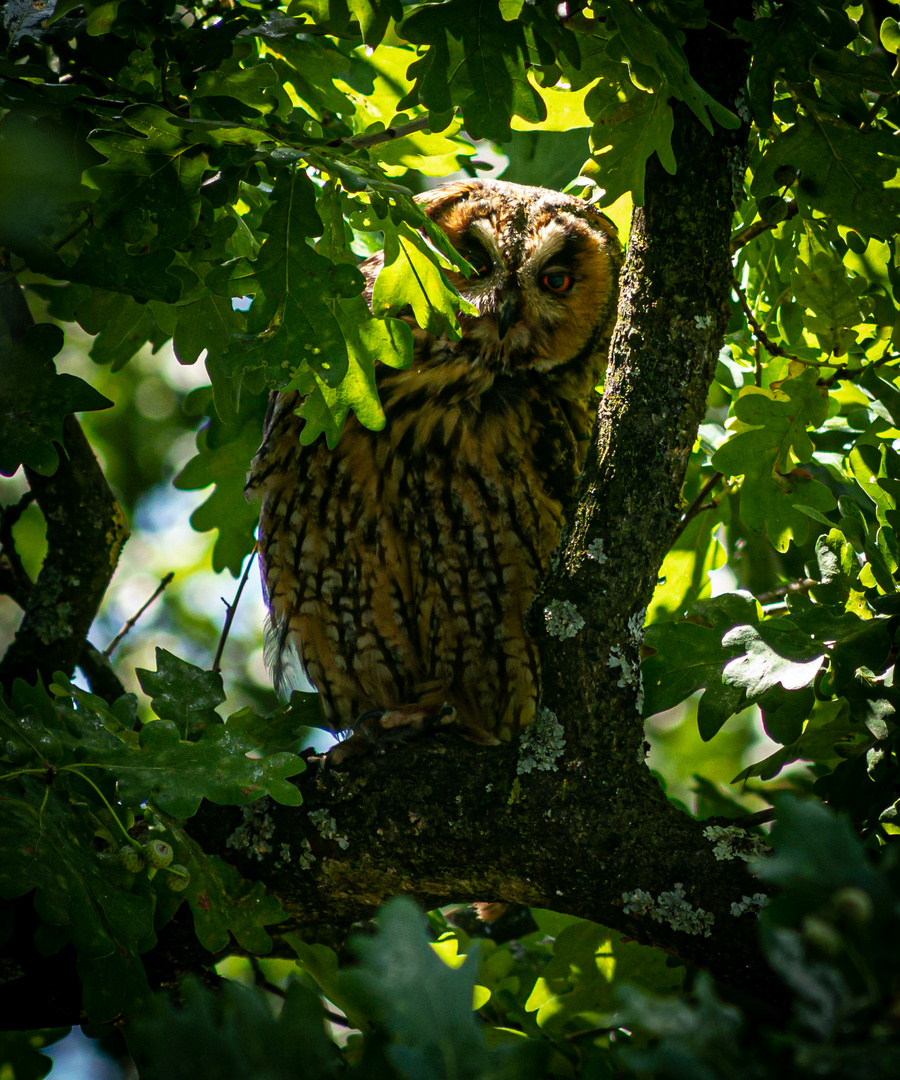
[565,1025,621,1043]
[0,272,130,692]
[754,578,817,605]
[730,200,798,254]
[249,956,287,1000]
[731,276,803,363]
[211,546,257,672]
[671,472,724,544]
[77,643,128,704]
[0,217,93,286]
[818,342,898,386]
[329,114,438,151]
[248,957,351,1026]
[103,572,174,658]
[859,57,899,130]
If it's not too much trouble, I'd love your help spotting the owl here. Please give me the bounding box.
[246,179,621,759]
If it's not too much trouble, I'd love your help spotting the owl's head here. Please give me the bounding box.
[420,179,621,376]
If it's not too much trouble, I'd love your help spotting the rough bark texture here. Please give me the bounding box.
[0,19,763,1029]
[0,275,129,695]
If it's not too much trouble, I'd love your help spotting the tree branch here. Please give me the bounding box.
[0,276,129,694]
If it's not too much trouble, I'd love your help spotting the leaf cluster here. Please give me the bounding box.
[0,651,315,1022]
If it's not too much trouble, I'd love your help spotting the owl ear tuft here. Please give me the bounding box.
[416,179,486,219]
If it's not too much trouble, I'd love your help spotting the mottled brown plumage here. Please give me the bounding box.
[247,179,620,753]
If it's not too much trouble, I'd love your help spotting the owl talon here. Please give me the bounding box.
[325,703,470,765]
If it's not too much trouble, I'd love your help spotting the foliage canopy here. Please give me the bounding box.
[3,0,900,1076]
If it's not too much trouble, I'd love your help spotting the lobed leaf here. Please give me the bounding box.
[0,324,112,477]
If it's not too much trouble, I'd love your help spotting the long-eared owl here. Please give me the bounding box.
[247,179,621,755]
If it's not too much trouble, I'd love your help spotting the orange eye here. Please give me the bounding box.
[541,270,573,292]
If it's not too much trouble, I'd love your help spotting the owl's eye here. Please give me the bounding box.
[541,270,573,293]
[465,250,493,277]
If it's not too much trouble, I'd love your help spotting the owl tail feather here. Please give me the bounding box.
[263,611,295,698]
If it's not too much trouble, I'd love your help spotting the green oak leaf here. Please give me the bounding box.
[809,529,869,617]
[174,390,267,575]
[722,621,826,699]
[400,0,546,142]
[734,700,870,783]
[76,291,162,371]
[524,916,683,1032]
[754,795,881,899]
[850,442,900,532]
[194,60,279,113]
[261,32,361,119]
[606,0,738,134]
[27,228,185,303]
[102,719,304,818]
[0,323,113,476]
[858,367,900,429]
[712,371,836,551]
[0,774,153,1023]
[87,104,208,251]
[752,107,900,237]
[126,978,341,1078]
[792,252,873,357]
[342,897,482,1049]
[736,10,825,125]
[136,648,226,741]
[585,85,675,206]
[0,1030,69,1080]
[173,293,244,369]
[164,824,288,954]
[642,622,745,740]
[372,215,469,339]
[225,691,326,756]
[347,0,402,47]
[293,294,413,447]
[219,170,364,391]
[340,898,548,1079]
[757,684,815,745]
[287,935,371,1032]
[642,593,760,740]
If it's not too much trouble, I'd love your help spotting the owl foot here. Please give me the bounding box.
[327,703,499,765]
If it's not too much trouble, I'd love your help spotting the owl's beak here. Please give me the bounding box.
[496,292,519,339]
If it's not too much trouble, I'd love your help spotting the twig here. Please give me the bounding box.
[754,578,817,605]
[565,1025,621,1043]
[249,956,287,1000]
[103,572,174,658]
[730,200,798,254]
[247,956,351,1026]
[77,644,128,705]
[0,216,92,286]
[329,113,439,151]
[818,343,898,387]
[671,472,723,544]
[859,57,899,130]
[731,277,805,364]
[211,546,257,672]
